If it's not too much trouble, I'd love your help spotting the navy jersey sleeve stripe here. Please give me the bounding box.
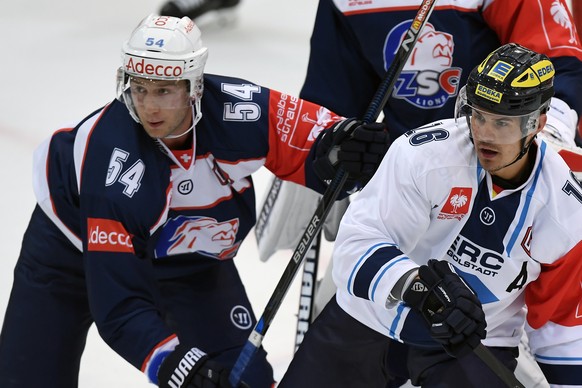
[353,245,405,300]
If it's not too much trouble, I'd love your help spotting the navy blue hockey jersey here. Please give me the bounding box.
[32,74,343,373]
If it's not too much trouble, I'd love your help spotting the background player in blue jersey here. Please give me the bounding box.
[279,43,582,388]
[300,0,581,140]
[259,0,582,266]
[0,14,389,388]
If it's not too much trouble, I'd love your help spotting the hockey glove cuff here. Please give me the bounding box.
[157,345,239,388]
[313,118,390,189]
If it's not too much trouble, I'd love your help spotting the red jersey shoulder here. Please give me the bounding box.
[526,241,582,329]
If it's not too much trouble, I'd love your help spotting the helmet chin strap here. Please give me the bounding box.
[487,136,536,174]
[162,103,201,140]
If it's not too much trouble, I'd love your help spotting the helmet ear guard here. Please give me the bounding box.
[116,14,208,124]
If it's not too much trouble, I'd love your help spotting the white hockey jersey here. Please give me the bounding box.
[333,118,582,385]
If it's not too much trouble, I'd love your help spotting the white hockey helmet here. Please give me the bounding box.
[117,14,208,124]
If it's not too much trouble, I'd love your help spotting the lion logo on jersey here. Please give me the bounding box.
[155,215,240,259]
[385,21,461,109]
[407,23,454,69]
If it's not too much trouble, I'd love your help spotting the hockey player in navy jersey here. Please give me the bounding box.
[300,0,582,141]
[279,44,582,387]
[0,14,389,388]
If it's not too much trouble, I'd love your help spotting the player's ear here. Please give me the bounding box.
[536,114,548,134]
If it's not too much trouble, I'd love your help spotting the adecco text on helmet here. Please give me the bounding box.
[124,55,185,77]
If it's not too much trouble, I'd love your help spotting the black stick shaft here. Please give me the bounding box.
[474,344,525,388]
[229,1,438,385]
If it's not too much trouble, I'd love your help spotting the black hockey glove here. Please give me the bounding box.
[158,345,247,388]
[313,118,390,189]
[402,259,487,357]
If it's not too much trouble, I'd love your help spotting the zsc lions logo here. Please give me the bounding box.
[155,215,240,259]
[384,21,461,109]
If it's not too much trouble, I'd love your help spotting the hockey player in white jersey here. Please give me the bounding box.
[279,43,582,387]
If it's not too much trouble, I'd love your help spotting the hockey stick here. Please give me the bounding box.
[254,176,323,349]
[294,230,320,350]
[228,1,438,385]
[475,344,525,388]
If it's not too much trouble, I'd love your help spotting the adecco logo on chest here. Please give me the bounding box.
[124,55,184,77]
[87,218,134,253]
